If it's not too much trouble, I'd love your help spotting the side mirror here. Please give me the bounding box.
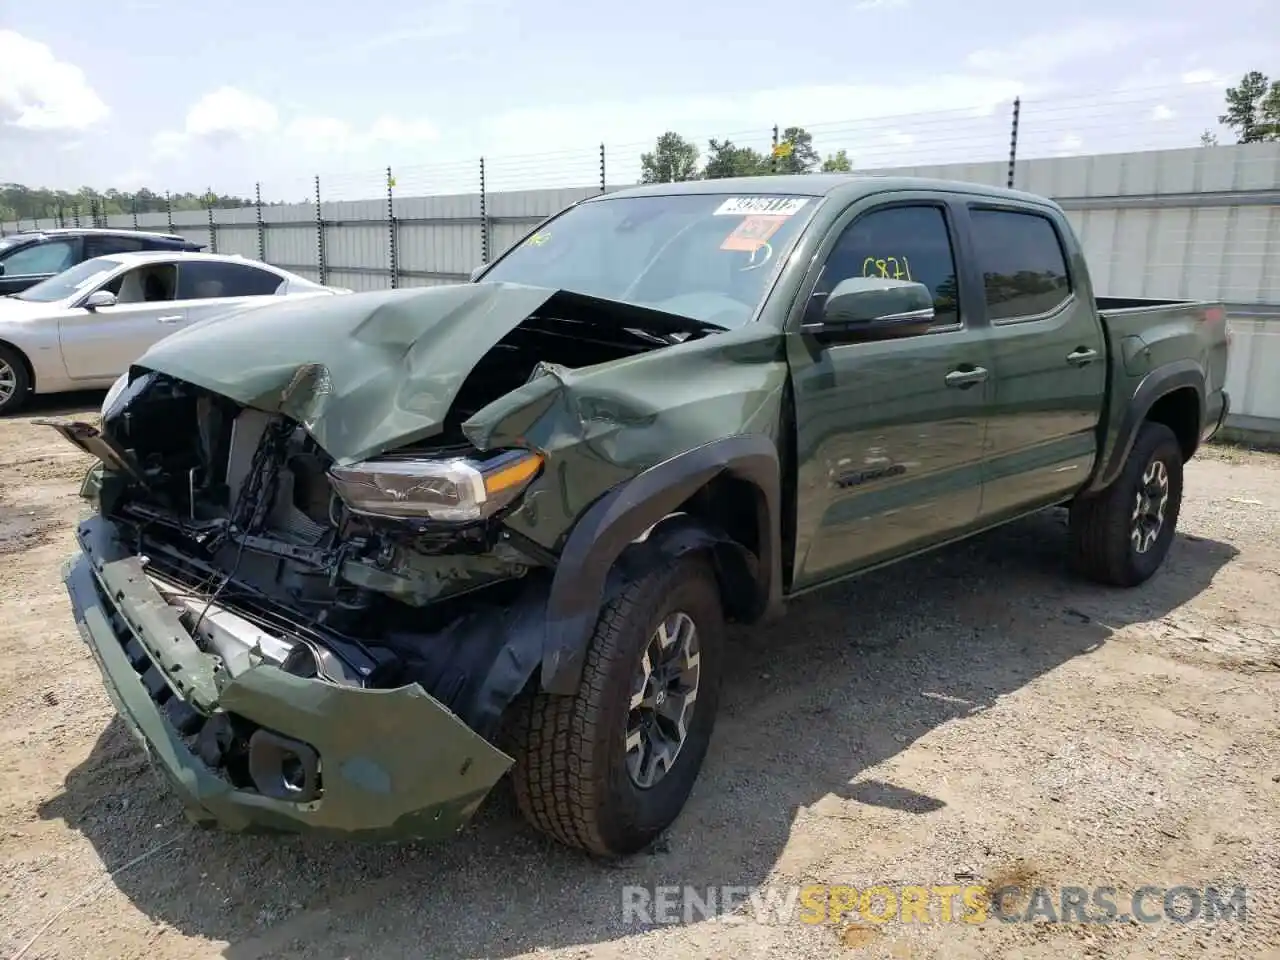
[469,265,485,283]
[83,290,118,311]
[0,263,6,276]
[804,277,935,342]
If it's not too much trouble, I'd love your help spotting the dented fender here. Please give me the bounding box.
[538,440,784,695]
[458,322,792,695]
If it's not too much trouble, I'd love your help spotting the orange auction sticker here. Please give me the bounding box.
[721,215,786,251]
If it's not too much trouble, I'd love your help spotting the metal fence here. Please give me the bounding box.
[5,82,1279,298]
[3,79,1280,433]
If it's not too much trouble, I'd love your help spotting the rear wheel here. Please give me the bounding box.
[1069,421,1184,586]
[0,344,31,416]
[507,553,724,857]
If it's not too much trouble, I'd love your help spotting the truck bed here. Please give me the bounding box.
[1092,294,1231,482]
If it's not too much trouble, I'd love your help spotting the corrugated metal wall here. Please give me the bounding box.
[860,141,1280,308]
[6,144,1276,305]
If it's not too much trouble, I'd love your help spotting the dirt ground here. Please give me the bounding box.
[0,393,1277,960]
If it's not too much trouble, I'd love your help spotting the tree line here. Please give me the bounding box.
[647,70,1280,182]
[639,126,854,184]
[0,186,258,228]
[4,71,1276,221]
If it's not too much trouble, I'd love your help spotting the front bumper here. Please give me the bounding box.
[62,515,513,840]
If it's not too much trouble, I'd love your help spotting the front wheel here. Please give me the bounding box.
[0,344,32,416]
[1069,421,1185,587]
[507,553,725,857]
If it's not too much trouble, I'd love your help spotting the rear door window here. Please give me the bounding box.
[968,209,1072,321]
[176,261,285,300]
[85,234,148,258]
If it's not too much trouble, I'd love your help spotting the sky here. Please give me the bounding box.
[0,0,1275,201]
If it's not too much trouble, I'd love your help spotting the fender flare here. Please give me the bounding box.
[1088,359,1205,494]
[539,433,783,695]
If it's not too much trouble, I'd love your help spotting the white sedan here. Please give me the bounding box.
[0,252,349,414]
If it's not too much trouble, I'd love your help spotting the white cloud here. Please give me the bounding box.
[151,130,188,159]
[1056,134,1084,152]
[0,30,109,131]
[1152,104,1176,121]
[280,114,438,154]
[366,116,439,144]
[966,22,1139,77]
[285,115,353,149]
[151,86,278,158]
[347,0,506,55]
[186,87,278,138]
[1182,69,1224,85]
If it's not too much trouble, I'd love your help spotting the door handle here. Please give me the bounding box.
[945,366,988,388]
[156,315,183,324]
[1067,347,1098,366]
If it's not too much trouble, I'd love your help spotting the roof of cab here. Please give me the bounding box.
[593,174,1060,209]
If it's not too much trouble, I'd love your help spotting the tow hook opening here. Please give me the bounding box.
[247,729,322,802]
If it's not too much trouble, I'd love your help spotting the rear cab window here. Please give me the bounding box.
[968,208,1073,322]
[85,234,149,258]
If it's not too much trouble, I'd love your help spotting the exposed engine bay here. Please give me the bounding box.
[67,311,682,703]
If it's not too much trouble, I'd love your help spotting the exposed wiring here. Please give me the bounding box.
[190,417,293,639]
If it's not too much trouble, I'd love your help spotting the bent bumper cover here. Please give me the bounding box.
[62,518,513,841]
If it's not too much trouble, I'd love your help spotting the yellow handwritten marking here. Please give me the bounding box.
[861,256,913,281]
[525,231,551,247]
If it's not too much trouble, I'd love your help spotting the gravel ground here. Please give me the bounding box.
[1,393,1277,960]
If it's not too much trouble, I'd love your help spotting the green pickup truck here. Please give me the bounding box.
[47,175,1231,858]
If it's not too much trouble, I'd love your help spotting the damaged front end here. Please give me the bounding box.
[48,282,707,839]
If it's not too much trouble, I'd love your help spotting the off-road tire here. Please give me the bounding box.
[506,553,725,857]
[0,344,32,416]
[1069,421,1184,587]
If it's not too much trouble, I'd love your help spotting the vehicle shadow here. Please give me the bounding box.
[37,509,1238,959]
[6,388,107,418]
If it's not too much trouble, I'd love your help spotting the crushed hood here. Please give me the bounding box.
[131,281,717,466]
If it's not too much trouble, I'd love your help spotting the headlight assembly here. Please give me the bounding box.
[100,372,129,417]
[328,449,544,523]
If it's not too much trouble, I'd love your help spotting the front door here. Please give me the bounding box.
[58,263,187,379]
[787,198,992,591]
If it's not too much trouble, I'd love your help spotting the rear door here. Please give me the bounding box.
[58,262,186,380]
[0,237,81,294]
[787,193,994,590]
[960,203,1107,522]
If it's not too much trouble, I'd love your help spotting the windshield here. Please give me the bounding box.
[481,193,820,328]
[0,236,32,252]
[15,256,123,303]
